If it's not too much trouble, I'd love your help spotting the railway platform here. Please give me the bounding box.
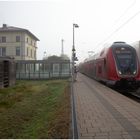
[72,73,140,139]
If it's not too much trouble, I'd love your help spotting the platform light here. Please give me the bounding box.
[72,23,79,82]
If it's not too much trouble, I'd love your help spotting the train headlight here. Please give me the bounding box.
[118,71,122,74]
[133,70,136,74]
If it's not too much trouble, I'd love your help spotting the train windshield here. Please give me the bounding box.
[113,47,137,75]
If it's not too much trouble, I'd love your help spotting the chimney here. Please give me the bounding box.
[3,24,7,28]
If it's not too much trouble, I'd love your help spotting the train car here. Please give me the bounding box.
[79,42,140,88]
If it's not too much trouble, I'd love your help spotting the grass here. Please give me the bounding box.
[0,80,71,139]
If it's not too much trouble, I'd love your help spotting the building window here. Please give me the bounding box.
[34,50,36,58]
[27,47,29,56]
[2,36,6,43]
[16,36,20,42]
[53,64,60,74]
[0,47,6,56]
[31,49,32,57]
[2,48,6,56]
[27,37,28,43]
[62,64,69,73]
[16,47,20,56]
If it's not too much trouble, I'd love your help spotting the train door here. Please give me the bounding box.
[93,62,96,78]
[96,59,103,81]
[102,58,107,78]
[94,58,105,81]
[98,59,107,80]
[103,58,109,79]
[91,61,95,78]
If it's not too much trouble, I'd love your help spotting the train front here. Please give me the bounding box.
[112,42,139,88]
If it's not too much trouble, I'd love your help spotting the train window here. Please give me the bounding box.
[113,47,137,75]
[115,48,131,54]
[117,54,132,59]
[2,36,6,43]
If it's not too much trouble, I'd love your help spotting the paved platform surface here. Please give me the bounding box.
[73,73,140,139]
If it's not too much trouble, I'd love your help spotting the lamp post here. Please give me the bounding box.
[72,23,79,82]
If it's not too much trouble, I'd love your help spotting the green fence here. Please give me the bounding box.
[16,60,71,80]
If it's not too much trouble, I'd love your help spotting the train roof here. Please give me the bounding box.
[83,52,100,62]
[82,42,132,63]
[111,42,132,48]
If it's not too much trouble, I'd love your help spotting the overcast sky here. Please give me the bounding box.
[0,0,140,62]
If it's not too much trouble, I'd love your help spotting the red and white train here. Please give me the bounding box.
[79,42,140,88]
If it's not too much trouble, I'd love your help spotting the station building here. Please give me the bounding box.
[0,24,71,81]
[0,24,39,60]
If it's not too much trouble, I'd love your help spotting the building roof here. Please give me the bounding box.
[43,55,70,62]
[60,54,70,60]
[0,24,39,41]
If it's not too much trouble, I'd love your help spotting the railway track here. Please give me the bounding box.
[115,88,140,103]
[127,91,140,102]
